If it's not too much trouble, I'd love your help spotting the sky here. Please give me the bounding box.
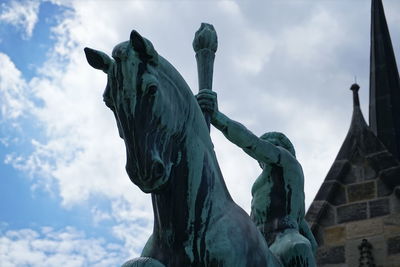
[0,0,399,266]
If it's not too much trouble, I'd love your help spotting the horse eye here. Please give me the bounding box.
[147,85,158,96]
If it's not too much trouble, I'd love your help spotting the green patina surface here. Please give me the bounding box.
[84,23,316,267]
[197,89,317,266]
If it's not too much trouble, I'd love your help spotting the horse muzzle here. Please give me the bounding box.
[126,153,171,194]
[150,159,166,181]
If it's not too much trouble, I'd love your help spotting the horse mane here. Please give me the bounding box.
[157,55,213,149]
[156,54,233,200]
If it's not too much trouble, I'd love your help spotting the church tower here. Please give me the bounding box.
[306,1,400,265]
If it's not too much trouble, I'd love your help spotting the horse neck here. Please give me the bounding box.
[151,125,232,238]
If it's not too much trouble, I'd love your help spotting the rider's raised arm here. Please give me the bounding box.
[196,89,282,164]
[212,111,281,165]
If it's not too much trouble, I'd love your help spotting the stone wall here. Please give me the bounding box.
[306,152,400,266]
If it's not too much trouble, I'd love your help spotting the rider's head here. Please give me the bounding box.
[258,132,296,169]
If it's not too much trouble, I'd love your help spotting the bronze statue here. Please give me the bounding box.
[197,89,317,266]
[84,26,282,266]
[85,22,316,266]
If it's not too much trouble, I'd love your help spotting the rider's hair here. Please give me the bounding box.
[259,132,296,157]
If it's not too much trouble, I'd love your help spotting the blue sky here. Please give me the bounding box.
[0,1,136,265]
[1,1,65,225]
[1,0,399,266]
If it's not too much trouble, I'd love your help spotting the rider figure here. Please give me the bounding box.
[197,89,317,266]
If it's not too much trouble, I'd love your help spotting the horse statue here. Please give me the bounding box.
[84,28,282,266]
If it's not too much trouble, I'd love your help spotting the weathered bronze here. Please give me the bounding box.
[193,23,218,130]
[196,89,317,266]
[84,24,285,266]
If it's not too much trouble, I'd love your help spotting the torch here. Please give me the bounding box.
[193,23,218,131]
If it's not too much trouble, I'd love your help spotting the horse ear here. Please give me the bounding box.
[84,47,113,73]
[130,30,158,65]
[130,30,147,55]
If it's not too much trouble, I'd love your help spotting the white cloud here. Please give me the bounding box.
[0,226,126,267]
[112,220,153,258]
[280,8,343,66]
[0,53,33,121]
[0,0,40,39]
[232,30,275,75]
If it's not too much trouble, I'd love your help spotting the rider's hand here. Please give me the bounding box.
[196,89,218,121]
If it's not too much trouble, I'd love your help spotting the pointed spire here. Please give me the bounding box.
[369,0,400,160]
[348,83,368,135]
[350,83,360,107]
[336,84,380,160]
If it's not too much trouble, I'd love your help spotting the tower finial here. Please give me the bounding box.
[350,83,360,107]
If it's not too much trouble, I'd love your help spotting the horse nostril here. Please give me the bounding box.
[151,160,165,179]
[147,85,158,96]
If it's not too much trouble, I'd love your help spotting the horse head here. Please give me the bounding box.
[85,30,203,193]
